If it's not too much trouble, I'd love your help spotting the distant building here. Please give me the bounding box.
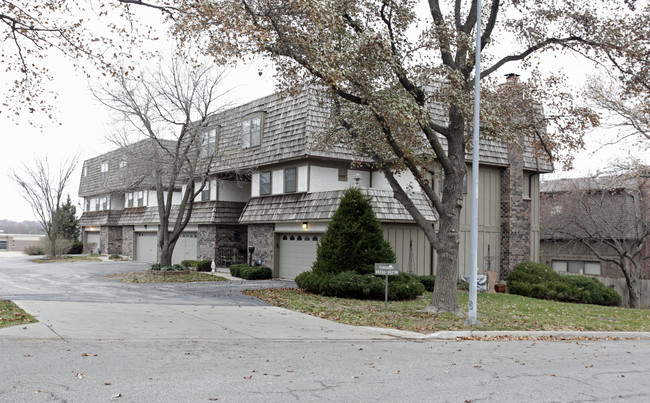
[0,231,46,252]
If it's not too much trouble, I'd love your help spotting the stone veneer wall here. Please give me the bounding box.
[197,224,217,262]
[122,226,134,258]
[107,227,123,255]
[499,145,531,278]
[247,223,274,269]
[100,227,108,254]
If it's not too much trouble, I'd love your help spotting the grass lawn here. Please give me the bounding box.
[243,289,650,334]
[107,271,228,283]
[30,255,103,263]
[0,300,37,329]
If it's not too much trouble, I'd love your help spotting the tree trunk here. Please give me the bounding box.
[160,247,173,267]
[626,277,640,309]
[50,238,56,258]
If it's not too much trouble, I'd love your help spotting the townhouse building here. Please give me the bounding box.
[78,87,551,280]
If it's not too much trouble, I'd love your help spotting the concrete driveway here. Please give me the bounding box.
[0,255,420,342]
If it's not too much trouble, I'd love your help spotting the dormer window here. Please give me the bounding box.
[242,113,263,148]
[136,191,144,207]
[119,160,127,172]
[126,193,134,208]
[101,162,109,181]
[200,128,218,158]
[83,165,88,177]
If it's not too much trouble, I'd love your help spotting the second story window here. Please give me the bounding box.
[136,191,144,207]
[119,160,127,172]
[94,198,100,211]
[126,193,133,208]
[242,114,262,149]
[284,168,296,193]
[101,162,109,181]
[200,128,217,158]
[101,196,108,210]
[85,199,90,212]
[201,181,211,201]
[260,171,271,195]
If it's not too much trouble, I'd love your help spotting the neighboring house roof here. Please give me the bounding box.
[239,188,437,224]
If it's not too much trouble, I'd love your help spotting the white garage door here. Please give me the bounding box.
[135,232,197,264]
[135,232,157,263]
[278,233,321,279]
[171,233,197,265]
[87,232,100,254]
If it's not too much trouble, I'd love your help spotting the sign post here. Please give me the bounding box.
[374,263,399,311]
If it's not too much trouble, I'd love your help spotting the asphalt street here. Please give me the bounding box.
[1,254,649,402]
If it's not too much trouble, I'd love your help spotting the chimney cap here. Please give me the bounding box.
[505,73,520,80]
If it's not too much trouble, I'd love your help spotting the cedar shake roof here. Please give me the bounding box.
[239,188,437,224]
[79,139,176,198]
[78,202,245,227]
[115,201,246,226]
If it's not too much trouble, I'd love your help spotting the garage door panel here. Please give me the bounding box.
[87,233,100,254]
[171,233,197,265]
[278,233,321,279]
[135,232,157,263]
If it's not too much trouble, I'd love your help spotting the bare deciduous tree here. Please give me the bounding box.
[95,57,229,266]
[11,156,78,257]
[585,76,649,147]
[541,164,650,308]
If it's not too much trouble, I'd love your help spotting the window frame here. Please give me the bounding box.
[284,167,297,193]
[259,171,272,195]
[200,128,218,158]
[338,167,348,182]
[242,113,263,149]
[126,193,134,208]
[101,162,109,181]
[136,191,144,207]
[201,181,211,202]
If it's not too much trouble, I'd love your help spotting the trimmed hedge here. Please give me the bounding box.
[417,275,436,292]
[295,270,425,301]
[507,261,621,306]
[150,263,162,271]
[229,263,248,277]
[228,264,272,280]
[196,260,212,272]
[181,260,198,267]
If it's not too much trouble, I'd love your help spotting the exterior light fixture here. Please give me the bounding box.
[302,222,309,229]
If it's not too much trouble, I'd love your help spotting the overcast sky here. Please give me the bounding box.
[1,8,647,224]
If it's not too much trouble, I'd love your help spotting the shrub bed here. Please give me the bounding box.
[507,261,621,306]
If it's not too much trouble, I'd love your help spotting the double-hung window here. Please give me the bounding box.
[284,168,297,193]
[242,114,262,148]
[136,191,144,207]
[260,171,271,195]
[200,128,218,158]
[101,162,109,181]
[126,193,134,208]
[101,196,108,210]
[201,181,211,201]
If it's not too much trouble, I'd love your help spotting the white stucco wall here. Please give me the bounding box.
[251,173,260,197]
[371,170,417,192]
[309,166,370,191]
[218,180,250,202]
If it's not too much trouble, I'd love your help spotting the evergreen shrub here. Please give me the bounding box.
[239,266,272,280]
[195,260,212,272]
[229,263,248,277]
[507,261,621,306]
